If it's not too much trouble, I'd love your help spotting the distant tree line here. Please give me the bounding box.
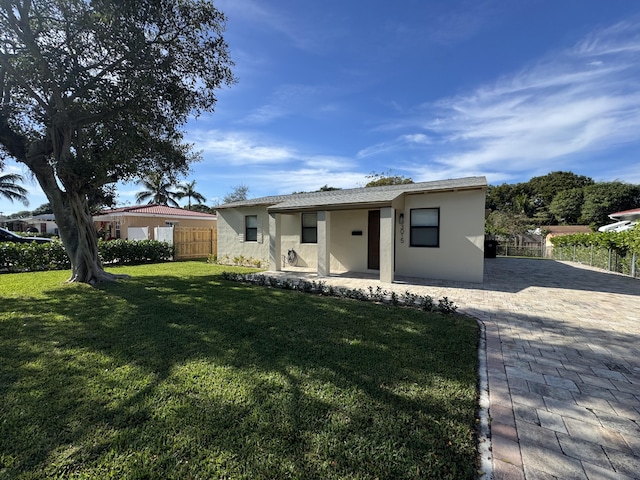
[486,171,640,237]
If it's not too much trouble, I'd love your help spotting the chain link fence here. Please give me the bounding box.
[496,243,545,258]
[551,244,639,279]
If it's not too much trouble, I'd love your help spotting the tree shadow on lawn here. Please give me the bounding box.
[0,274,479,479]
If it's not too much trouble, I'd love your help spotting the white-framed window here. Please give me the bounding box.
[301,212,317,243]
[410,208,439,247]
[245,215,258,242]
[165,221,179,227]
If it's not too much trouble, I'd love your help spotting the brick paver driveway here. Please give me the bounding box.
[268,257,640,479]
[479,258,640,480]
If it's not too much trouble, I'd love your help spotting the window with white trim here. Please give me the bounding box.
[301,213,317,243]
[410,208,439,247]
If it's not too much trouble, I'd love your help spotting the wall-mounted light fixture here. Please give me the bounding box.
[399,213,404,225]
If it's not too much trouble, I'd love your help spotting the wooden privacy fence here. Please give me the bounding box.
[173,226,217,260]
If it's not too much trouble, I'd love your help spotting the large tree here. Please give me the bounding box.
[0,171,28,206]
[581,182,640,226]
[365,170,413,187]
[527,171,594,212]
[548,188,584,224]
[223,184,249,204]
[0,0,234,283]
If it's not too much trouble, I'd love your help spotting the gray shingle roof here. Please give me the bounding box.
[216,176,487,212]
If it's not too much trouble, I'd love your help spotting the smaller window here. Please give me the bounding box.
[301,213,318,243]
[410,208,439,247]
[245,215,258,242]
[165,221,179,227]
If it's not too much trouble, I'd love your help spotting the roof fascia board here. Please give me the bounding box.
[93,212,216,221]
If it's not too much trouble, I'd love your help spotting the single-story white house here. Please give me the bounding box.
[216,176,488,283]
[18,214,59,234]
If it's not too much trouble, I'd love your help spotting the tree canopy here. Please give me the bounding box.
[0,0,234,283]
[365,170,413,187]
[223,184,250,204]
[486,171,640,230]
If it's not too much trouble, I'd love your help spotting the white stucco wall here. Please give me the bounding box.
[272,210,370,272]
[218,186,485,283]
[394,189,485,283]
[327,210,369,272]
[217,206,270,264]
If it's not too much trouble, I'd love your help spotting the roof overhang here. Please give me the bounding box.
[93,212,217,221]
[267,184,486,214]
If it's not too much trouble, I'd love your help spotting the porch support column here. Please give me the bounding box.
[317,210,331,277]
[380,207,395,283]
[269,212,282,271]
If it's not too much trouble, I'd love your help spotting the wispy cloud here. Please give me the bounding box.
[426,0,502,46]
[189,130,296,165]
[357,134,432,159]
[241,84,340,125]
[217,0,339,53]
[373,19,640,181]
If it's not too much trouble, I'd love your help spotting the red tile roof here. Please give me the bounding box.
[98,204,216,218]
[609,207,640,217]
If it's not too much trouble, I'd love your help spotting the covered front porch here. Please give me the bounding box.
[267,206,399,283]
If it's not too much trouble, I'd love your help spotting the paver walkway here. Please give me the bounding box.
[266,258,640,479]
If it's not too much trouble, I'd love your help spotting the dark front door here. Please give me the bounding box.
[368,210,380,270]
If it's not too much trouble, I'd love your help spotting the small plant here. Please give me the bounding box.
[401,290,419,307]
[390,291,399,306]
[220,273,458,315]
[437,297,458,314]
[419,295,435,312]
[368,285,385,302]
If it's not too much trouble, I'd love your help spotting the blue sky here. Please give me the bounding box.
[2,0,640,215]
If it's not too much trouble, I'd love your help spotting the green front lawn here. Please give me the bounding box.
[0,262,479,479]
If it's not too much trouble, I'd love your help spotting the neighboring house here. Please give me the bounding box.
[598,208,640,232]
[544,225,592,257]
[93,204,217,240]
[3,214,59,234]
[23,214,59,234]
[216,176,487,283]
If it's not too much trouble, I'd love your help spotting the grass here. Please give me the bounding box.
[0,261,479,479]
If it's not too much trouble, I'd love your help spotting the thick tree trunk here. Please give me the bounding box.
[25,144,124,284]
[58,191,118,284]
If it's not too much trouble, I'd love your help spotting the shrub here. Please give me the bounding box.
[221,272,459,315]
[0,239,174,273]
[98,239,174,265]
[0,241,69,273]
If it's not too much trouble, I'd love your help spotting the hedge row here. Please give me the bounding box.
[0,239,174,273]
[550,226,640,255]
[221,271,459,315]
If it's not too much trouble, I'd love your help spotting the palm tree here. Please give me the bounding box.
[0,172,29,206]
[135,173,180,207]
[176,180,206,209]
